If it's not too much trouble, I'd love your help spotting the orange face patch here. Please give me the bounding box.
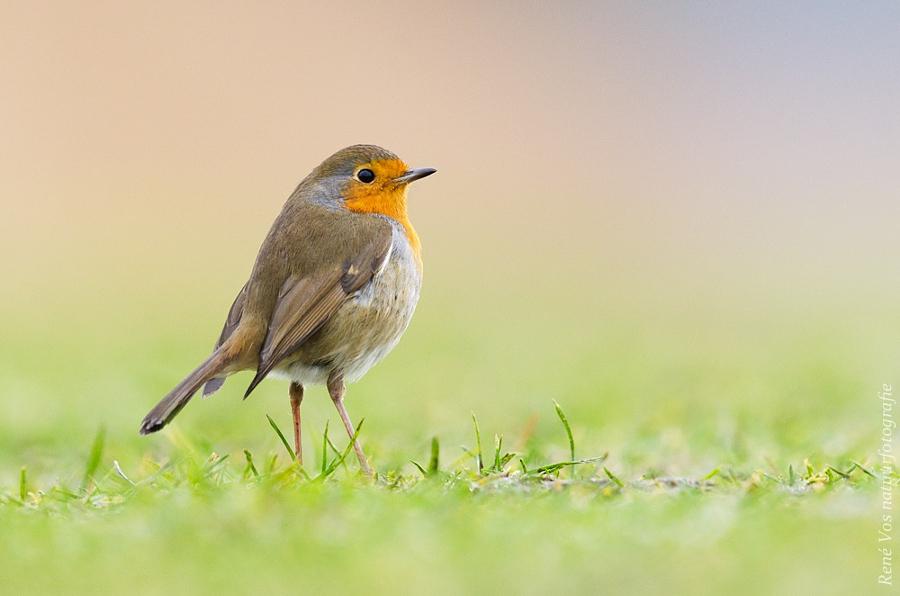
[343,158,421,264]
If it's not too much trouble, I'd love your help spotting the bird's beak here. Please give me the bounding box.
[394,167,437,185]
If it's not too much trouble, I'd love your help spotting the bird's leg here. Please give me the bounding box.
[289,382,304,465]
[327,372,372,477]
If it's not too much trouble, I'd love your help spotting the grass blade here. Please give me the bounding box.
[324,426,343,459]
[80,426,106,493]
[264,453,278,474]
[604,466,624,488]
[243,449,259,478]
[19,465,27,501]
[472,413,483,475]
[553,400,575,477]
[850,460,877,478]
[703,468,721,481]
[266,414,295,462]
[428,436,440,475]
[113,460,136,486]
[827,465,851,480]
[410,460,428,477]
[320,420,330,475]
[531,454,608,475]
[321,419,365,478]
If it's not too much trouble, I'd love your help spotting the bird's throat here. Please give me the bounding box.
[344,187,422,266]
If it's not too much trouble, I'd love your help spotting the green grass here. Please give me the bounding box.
[2,401,883,595]
[0,284,895,595]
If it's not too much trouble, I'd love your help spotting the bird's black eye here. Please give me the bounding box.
[356,168,375,183]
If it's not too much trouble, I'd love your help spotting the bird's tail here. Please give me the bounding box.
[139,348,231,435]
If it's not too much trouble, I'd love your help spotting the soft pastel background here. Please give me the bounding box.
[1,2,898,595]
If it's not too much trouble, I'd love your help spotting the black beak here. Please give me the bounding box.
[394,167,437,184]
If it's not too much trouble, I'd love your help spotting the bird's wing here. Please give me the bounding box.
[202,283,248,396]
[243,223,393,397]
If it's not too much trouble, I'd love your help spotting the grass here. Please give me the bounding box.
[0,283,895,595]
[0,400,887,595]
[5,402,878,510]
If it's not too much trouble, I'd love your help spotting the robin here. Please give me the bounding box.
[139,145,436,476]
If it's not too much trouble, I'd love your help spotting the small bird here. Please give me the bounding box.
[140,145,436,475]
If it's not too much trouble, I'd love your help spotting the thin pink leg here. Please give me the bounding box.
[327,373,372,477]
[290,382,303,464]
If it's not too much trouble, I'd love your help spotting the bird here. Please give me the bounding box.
[139,145,436,476]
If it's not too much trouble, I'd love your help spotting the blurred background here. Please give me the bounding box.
[1,0,898,464]
[2,2,899,594]
[2,0,899,461]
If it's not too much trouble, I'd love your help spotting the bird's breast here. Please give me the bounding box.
[277,225,422,385]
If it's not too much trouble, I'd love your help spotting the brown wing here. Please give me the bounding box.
[201,283,248,397]
[242,227,393,397]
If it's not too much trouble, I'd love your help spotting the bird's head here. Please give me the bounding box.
[305,145,436,218]
[293,145,435,262]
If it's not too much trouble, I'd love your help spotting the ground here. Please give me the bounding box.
[0,280,894,595]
